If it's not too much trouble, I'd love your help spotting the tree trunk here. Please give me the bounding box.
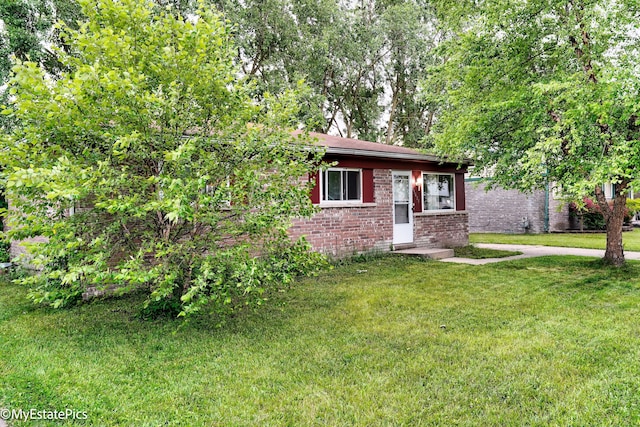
[604,202,625,266]
[595,182,627,266]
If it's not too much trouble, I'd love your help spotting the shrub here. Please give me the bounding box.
[0,240,9,263]
[626,199,640,219]
[0,193,8,263]
[2,0,326,319]
[570,197,631,230]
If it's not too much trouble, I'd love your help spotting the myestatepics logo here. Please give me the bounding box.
[0,408,88,421]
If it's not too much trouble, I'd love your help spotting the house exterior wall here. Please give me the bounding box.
[549,195,570,232]
[10,169,470,262]
[6,200,49,260]
[10,237,47,260]
[289,168,469,257]
[414,212,469,248]
[289,169,394,257]
[465,180,569,233]
[9,140,470,261]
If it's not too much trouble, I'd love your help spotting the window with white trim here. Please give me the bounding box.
[602,183,615,200]
[423,173,455,211]
[322,168,362,202]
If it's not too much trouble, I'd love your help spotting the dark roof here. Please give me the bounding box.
[298,131,471,165]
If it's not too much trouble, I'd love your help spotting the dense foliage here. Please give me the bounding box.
[2,0,449,145]
[0,191,7,263]
[570,198,632,231]
[211,0,445,145]
[431,0,640,265]
[626,198,640,219]
[0,0,83,124]
[1,0,326,317]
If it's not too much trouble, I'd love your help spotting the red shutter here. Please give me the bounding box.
[455,173,465,211]
[310,171,320,204]
[412,170,422,213]
[362,169,374,203]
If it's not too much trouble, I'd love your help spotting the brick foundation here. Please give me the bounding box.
[414,212,469,248]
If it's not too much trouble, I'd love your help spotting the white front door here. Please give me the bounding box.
[392,171,413,245]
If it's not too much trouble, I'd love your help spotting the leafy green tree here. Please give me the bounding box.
[430,0,640,266]
[1,0,325,316]
[321,2,385,141]
[0,0,82,99]
[380,0,444,146]
[0,0,82,232]
[0,0,82,238]
[211,0,350,136]
[212,0,442,144]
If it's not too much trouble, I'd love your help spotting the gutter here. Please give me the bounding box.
[324,147,473,165]
[544,179,550,233]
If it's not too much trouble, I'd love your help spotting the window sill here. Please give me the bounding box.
[318,202,377,209]
[415,209,467,216]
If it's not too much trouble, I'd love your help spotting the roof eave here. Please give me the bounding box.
[324,147,473,166]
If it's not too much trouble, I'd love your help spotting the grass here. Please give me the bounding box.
[2,256,640,425]
[453,245,522,259]
[471,228,640,251]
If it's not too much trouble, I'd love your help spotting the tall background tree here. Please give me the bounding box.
[1,0,324,317]
[1,0,446,145]
[212,0,445,145]
[0,0,82,256]
[430,0,640,266]
[0,0,82,112]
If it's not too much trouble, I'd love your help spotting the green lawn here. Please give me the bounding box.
[453,245,522,259]
[471,228,640,251]
[2,256,640,425]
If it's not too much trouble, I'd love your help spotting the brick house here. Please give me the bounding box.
[465,178,569,234]
[288,133,470,257]
[9,132,471,260]
[465,179,634,234]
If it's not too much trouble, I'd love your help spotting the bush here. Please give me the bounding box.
[627,199,640,219]
[0,240,9,263]
[569,197,632,230]
[2,0,326,320]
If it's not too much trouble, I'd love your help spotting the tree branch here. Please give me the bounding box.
[594,184,611,222]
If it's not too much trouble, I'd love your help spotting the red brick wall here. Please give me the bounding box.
[289,169,394,257]
[9,168,469,262]
[414,212,469,248]
[289,169,469,257]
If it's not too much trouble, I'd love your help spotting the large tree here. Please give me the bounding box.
[1,0,324,317]
[0,0,82,104]
[430,0,640,266]
[380,0,445,146]
[0,0,81,259]
[213,0,443,144]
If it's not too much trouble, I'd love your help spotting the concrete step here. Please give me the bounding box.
[392,243,417,251]
[393,247,455,260]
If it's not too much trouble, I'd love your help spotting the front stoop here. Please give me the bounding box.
[393,247,455,260]
[392,243,417,251]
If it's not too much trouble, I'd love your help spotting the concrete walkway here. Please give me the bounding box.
[442,243,640,265]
